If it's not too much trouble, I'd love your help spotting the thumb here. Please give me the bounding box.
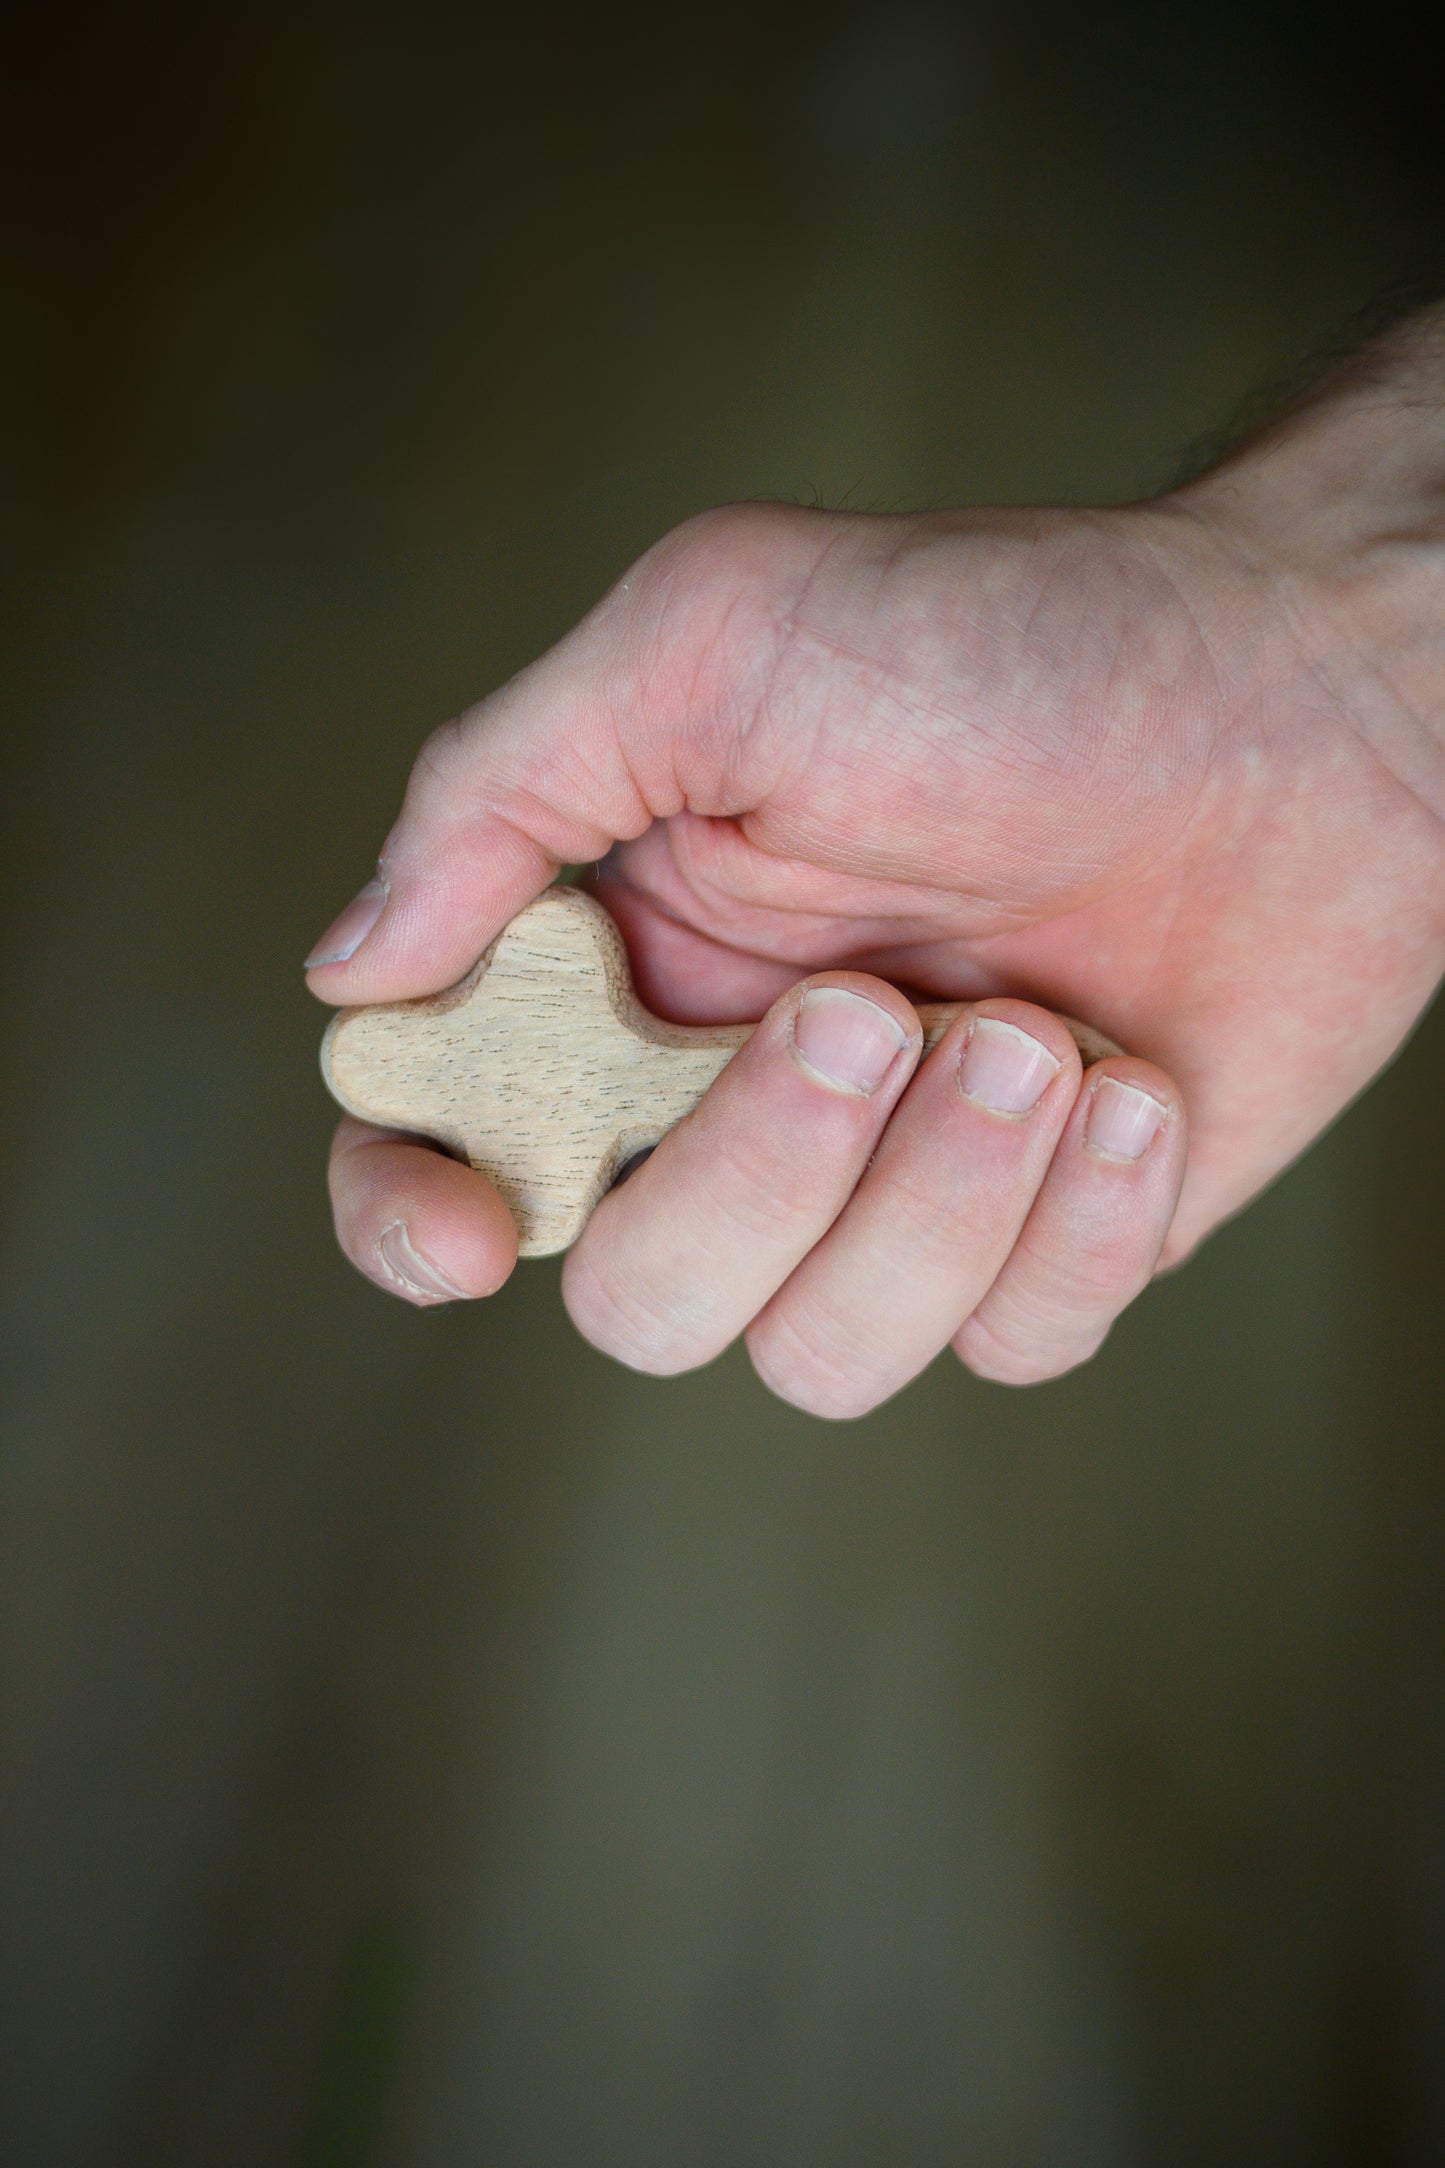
[303,505,821,1004]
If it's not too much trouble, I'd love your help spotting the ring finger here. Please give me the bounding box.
[952,1057,1185,1384]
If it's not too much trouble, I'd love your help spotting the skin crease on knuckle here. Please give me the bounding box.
[578,1143,833,1371]
[746,1301,902,1422]
[995,1222,1153,1353]
[682,1123,842,1246]
[950,1181,1178,1388]
[954,1306,1110,1389]
[563,1175,787,1372]
[562,1235,726,1376]
[621,506,797,686]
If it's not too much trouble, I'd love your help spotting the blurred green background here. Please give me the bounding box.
[4,4,1445,2162]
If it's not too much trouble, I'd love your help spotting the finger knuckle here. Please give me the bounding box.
[632,503,816,679]
[649,501,801,586]
[560,1250,710,1376]
[405,714,473,808]
[750,1352,875,1420]
[1013,1215,1145,1310]
[746,1312,885,1421]
[954,1307,1107,1387]
[1155,1228,1200,1274]
[704,1134,833,1237]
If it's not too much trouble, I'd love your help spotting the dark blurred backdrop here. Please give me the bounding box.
[4,4,1445,2162]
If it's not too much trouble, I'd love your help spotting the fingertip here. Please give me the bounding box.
[962,997,1085,1079]
[940,997,1082,1121]
[786,973,920,1097]
[1077,1057,1184,1169]
[304,827,558,1005]
[953,1311,1112,1388]
[328,1124,519,1303]
[304,876,389,977]
[304,875,474,1005]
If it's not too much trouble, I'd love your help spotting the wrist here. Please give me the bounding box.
[1168,303,1445,818]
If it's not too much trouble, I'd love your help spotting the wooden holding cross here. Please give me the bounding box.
[321,886,1116,1257]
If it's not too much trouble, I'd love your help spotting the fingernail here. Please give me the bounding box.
[957,1017,1061,1115]
[375,1220,469,1303]
[792,986,909,1094]
[1085,1077,1167,1162]
[305,876,388,969]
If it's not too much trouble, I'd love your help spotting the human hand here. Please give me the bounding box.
[308,311,1445,1414]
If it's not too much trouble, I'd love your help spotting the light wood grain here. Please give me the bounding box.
[321,887,1119,1257]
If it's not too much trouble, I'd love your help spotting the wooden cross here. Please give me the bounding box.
[321,887,1115,1257]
